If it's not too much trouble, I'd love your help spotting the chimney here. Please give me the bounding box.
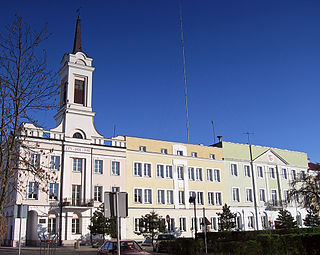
[217,136,222,143]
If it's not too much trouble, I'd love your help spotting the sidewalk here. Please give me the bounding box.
[0,245,97,255]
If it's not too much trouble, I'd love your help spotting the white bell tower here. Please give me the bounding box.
[51,17,103,143]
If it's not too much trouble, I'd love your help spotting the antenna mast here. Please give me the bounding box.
[179,1,190,143]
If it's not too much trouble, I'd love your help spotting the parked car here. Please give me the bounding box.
[97,240,151,255]
[141,237,153,246]
[154,234,176,253]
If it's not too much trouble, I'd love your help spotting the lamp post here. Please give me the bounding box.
[189,193,197,239]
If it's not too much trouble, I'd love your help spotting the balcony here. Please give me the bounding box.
[264,200,286,210]
[61,198,94,207]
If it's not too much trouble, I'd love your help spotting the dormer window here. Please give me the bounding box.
[139,146,146,152]
[74,79,85,105]
[73,132,83,139]
[177,150,183,156]
[191,152,197,158]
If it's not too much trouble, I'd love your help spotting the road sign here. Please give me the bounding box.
[166,215,170,223]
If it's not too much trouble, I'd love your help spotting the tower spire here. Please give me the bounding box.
[73,15,82,53]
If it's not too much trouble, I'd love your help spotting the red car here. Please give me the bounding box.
[97,240,151,255]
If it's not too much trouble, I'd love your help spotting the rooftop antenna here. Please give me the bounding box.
[179,1,190,143]
[76,7,82,18]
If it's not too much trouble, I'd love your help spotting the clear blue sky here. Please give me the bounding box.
[1,0,319,162]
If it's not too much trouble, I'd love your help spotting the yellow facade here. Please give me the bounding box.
[124,136,225,239]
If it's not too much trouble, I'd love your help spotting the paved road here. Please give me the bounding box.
[0,246,166,255]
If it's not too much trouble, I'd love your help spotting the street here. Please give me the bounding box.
[0,246,166,255]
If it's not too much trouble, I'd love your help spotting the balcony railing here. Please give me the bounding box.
[264,200,286,210]
[61,198,94,207]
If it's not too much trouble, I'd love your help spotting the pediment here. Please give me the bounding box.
[253,149,288,165]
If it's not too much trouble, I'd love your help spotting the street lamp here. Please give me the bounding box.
[189,193,197,239]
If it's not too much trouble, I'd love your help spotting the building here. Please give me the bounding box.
[2,17,310,247]
[3,18,127,247]
[121,136,225,239]
[213,140,308,230]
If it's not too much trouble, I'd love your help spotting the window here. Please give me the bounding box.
[244,165,251,177]
[167,190,174,205]
[232,188,240,202]
[269,167,275,179]
[300,171,306,179]
[197,192,204,205]
[282,168,287,179]
[191,217,198,231]
[231,164,238,176]
[166,165,172,178]
[157,165,164,178]
[259,189,266,202]
[168,218,175,232]
[74,79,85,105]
[134,218,143,232]
[179,217,186,231]
[144,189,152,204]
[134,162,142,177]
[177,150,183,156]
[112,161,120,175]
[178,191,185,204]
[271,190,277,206]
[291,169,296,180]
[257,166,263,178]
[28,182,38,199]
[191,152,197,157]
[215,192,222,205]
[144,163,151,177]
[94,186,103,202]
[161,148,168,154]
[112,187,120,193]
[72,217,80,234]
[48,217,57,234]
[188,167,195,181]
[207,169,213,182]
[50,156,60,171]
[94,160,103,174]
[246,188,253,202]
[72,185,81,206]
[283,190,289,203]
[157,190,165,204]
[139,146,146,152]
[210,217,217,231]
[177,166,184,179]
[134,189,142,203]
[248,216,254,228]
[30,153,40,169]
[196,168,203,181]
[210,154,215,160]
[214,169,221,182]
[261,215,268,229]
[208,192,215,205]
[60,80,67,106]
[73,132,83,139]
[49,183,59,200]
[189,191,196,202]
[73,158,83,172]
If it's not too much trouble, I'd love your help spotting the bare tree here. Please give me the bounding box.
[0,15,58,235]
[289,165,320,212]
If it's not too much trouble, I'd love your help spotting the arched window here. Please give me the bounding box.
[73,132,83,139]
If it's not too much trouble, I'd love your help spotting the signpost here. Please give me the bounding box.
[166,215,170,232]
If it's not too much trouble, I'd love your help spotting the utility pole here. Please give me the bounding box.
[245,132,259,230]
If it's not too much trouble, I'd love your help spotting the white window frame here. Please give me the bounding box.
[177,166,184,180]
[214,169,221,182]
[282,168,287,179]
[210,154,215,160]
[178,191,185,204]
[49,183,59,200]
[167,190,174,205]
[215,192,222,205]
[134,188,143,204]
[231,164,238,176]
[157,164,164,178]
[244,165,251,177]
[291,169,296,180]
[144,189,152,204]
[139,146,146,152]
[161,148,168,154]
[134,162,142,177]
[111,161,120,176]
[28,182,39,200]
[257,166,263,178]
[144,163,152,177]
[197,191,204,205]
[246,188,253,202]
[94,186,103,202]
[166,165,173,179]
[191,152,197,157]
[207,168,213,182]
[179,217,186,231]
[50,155,60,171]
[157,189,165,204]
[269,167,275,179]
[73,158,83,173]
[208,192,215,205]
[232,187,240,202]
[94,159,103,174]
[196,168,203,181]
[188,167,195,181]
[259,189,266,202]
